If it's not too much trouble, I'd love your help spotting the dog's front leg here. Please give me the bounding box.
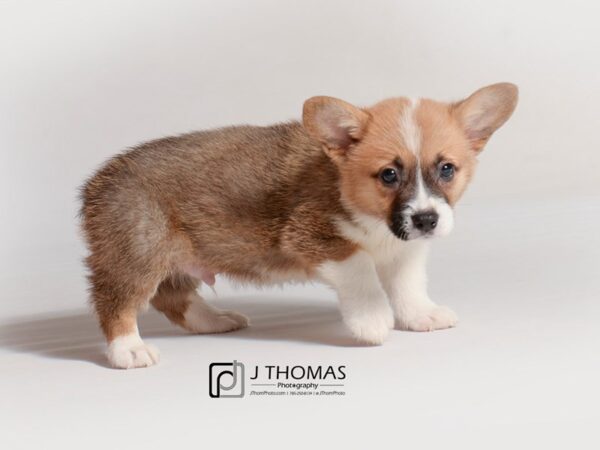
[318,250,394,345]
[376,242,458,332]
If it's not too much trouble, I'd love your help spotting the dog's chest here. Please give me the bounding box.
[336,214,410,264]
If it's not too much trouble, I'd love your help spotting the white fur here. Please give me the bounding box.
[106,329,160,369]
[398,97,455,239]
[317,250,394,345]
[375,240,458,331]
[428,196,454,236]
[183,292,249,333]
[106,294,248,369]
[404,188,455,239]
[337,213,405,264]
[411,171,430,210]
[336,213,458,331]
[327,99,458,338]
[399,98,421,155]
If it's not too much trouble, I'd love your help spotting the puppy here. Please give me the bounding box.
[80,83,518,369]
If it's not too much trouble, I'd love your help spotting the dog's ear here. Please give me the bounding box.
[453,83,518,152]
[303,96,370,159]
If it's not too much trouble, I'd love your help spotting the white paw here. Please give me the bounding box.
[107,334,160,369]
[400,305,458,332]
[184,302,249,334]
[344,306,394,345]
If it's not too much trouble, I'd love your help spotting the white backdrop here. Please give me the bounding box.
[2,0,599,262]
[1,2,599,449]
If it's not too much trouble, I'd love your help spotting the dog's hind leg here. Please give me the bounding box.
[90,266,163,369]
[150,274,249,334]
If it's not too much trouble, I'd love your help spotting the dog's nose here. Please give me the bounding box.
[411,211,439,233]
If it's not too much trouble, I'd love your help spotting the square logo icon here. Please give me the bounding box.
[209,360,245,398]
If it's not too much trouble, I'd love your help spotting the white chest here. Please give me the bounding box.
[336,213,428,264]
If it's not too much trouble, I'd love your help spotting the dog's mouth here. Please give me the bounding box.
[390,223,438,241]
[390,214,411,241]
[389,197,454,241]
[390,222,409,240]
[390,213,436,241]
[390,208,412,241]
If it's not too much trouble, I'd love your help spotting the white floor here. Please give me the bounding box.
[1,194,599,449]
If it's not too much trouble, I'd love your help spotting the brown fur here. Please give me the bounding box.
[149,274,200,329]
[80,83,517,345]
[416,99,477,206]
[81,123,358,341]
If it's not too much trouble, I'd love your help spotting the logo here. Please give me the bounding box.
[209,360,245,398]
[209,361,347,398]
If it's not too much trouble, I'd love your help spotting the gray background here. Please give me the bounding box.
[1,1,598,449]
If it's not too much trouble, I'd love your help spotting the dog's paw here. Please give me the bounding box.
[400,305,458,332]
[107,335,160,369]
[184,303,249,334]
[344,306,394,345]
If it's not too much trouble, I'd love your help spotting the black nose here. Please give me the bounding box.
[411,211,438,233]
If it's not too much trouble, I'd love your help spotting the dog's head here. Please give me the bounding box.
[303,83,518,240]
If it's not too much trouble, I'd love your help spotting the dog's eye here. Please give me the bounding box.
[439,163,455,181]
[380,168,399,185]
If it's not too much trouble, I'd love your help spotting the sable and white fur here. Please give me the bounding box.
[80,83,518,368]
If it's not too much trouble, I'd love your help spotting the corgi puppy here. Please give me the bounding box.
[81,83,518,369]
